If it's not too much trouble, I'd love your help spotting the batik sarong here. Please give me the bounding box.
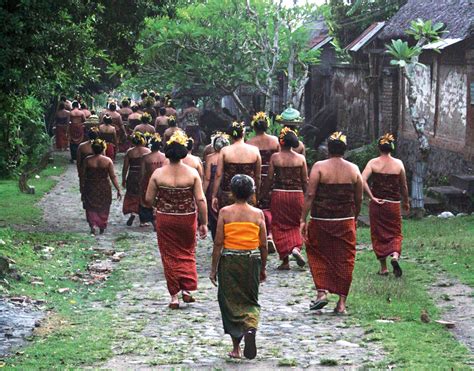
[139,159,163,224]
[83,167,112,230]
[206,164,218,240]
[369,172,403,259]
[307,183,356,296]
[99,132,117,161]
[271,190,304,260]
[218,162,257,209]
[55,124,68,150]
[155,187,197,295]
[123,157,143,215]
[218,250,261,338]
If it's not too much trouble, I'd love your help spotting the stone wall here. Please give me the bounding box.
[331,65,370,148]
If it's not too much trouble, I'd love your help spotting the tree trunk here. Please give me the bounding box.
[230,90,250,118]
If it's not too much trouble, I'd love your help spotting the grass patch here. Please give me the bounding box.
[0,155,68,226]
[1,228,131,369]
[320,358,338,366]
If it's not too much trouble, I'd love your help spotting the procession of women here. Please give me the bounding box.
[54,92,409,360]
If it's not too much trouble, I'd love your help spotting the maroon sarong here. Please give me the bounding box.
[155,187,198,295]
[123,157,143,215]
[83,167,112,230]
[369,201,402,259]
[306,218,356,296]
[271,190,304,259]
[55,125,68,150]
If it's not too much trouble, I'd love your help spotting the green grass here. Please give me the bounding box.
[1,228,131,369]
[0,155,68,226]
[348,215,474,368]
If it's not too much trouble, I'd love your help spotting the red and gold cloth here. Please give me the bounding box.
[99,132,117,161]
[306,218,356,297]
[271,190,304,260]
[155,187,198,296]
[369,201,402,259]
[69,122,84,145]
[82,167,112,230]
[123,157,143,215]
[218,162,257,209]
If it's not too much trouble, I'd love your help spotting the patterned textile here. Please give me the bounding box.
[206,164,218,240]
[69,122,84,144]
[140,160,164,204]
[218,252,261,338]
[274,166,304,190]
[112,117,126,148]
[369,200,402,259]
[219,162,257,210]
[83,167,112,229]
[306,218,356,296]
[371,173,401,201]
[123,157,143,215]
[271,190,304,260]
[128,119,141,130]
[78,151,93,196]
[86,210,109,229]
[156,212,198,295]
[155,187,196,214]
[55,124,68,150]
[311,183,355,219]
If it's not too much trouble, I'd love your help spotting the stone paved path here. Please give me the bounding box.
[39,154,384,369]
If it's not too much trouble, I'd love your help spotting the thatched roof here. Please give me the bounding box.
[379,0,474,41]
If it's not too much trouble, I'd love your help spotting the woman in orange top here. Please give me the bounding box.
[210,174,267,360]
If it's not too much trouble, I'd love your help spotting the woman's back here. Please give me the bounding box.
[221,203,262,225]
[272,151,304,168]
[222,142,259,164]
[247,133,279,152]
[317,158,359,185]
[368,156,403,175]
[154,163,197,189]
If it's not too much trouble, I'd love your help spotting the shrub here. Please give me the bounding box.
[345,141,379,171]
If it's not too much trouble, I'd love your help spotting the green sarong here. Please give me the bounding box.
[217,250,261,338]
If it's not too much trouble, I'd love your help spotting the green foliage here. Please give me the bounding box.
[324,0,406,47]
[406,18,445,42]
[345,141,379,171]
[0,96,51,177]
[386,39,422,67]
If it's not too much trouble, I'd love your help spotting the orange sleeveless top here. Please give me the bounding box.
[224,222,260,250]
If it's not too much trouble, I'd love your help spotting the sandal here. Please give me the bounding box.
[267,239,276,254]
[310,299,328,310]
[126,215,135,226]
[243,328,257,360]
[391,259,403,278]
[377,271,389,276]
[292,249,306,267]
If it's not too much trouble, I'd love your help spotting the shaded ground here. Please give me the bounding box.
[38,154,384,368]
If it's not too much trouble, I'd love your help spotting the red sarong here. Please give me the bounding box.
[55,125,68,150]
[123,194,140,215]
[86,210,110,229]
[306,218,356,296]
[105,143,116,161]
[369,201,402,259]
[271,190,304,260]
[156,212,198,295]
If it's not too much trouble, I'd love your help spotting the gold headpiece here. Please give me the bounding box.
[151,133,162,143]
[379,133,395,145]
[92,138,107,151]
[329,131,347,145]
[279,127,296,146]
[167,130,188,146]
[231,121,245,137]
[132,131,147,146]
[251,112,270,127]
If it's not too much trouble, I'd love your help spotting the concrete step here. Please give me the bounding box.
[450,174,474,195]
[427,186,473,214]
[423,196,445,215]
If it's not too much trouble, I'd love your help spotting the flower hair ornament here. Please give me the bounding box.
[251,112,270,127]
[211,131,230,145]
[279,126,296,146]
[168,115,176,122]
[231,121,245,137]
[151,133,162,143]
[379,133,395,149]
[329,131,347,145]
[92,138,107,151]
[167,130,188,146]
[132,131,147,146]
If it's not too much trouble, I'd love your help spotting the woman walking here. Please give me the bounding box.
[211,122,261,212]
[139,134,166,228]
[210,174,267,360]
[82,139,122,234]
[98,114,118,161]
[145,131,208,308]
[362,134,409,277]
[122,131,151,226]
[203,133,230,240]
[265,127,308,270]
[54,102,70,151]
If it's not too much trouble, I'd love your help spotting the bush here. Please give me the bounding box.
[0,95,50,178]
[345,141,379,171]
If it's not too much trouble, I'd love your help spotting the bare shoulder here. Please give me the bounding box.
[346,160,361,174]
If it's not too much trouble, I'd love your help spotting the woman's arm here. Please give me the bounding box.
[300,163,320,242]
[255,152,262,200]
[211,151,224,212]
[400,163,410,214]
[258,211,268,282]
[194,174,208,239]
[202,160,212,194]
[122,153,129,188]
[145,174,159,208]
[108,160,122,200]
[361,160,378,202]
[209,211,225,286]
[301,157,309,194]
